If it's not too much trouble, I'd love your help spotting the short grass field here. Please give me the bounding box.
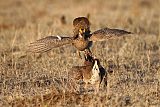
[0,0,159,106]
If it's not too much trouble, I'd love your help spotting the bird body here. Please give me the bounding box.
[69,53,106,92]
[72,37,90,51]
[26,16,132,92]
[28,17,132,57]
[73,39,89,51]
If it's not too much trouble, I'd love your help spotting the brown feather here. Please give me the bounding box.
[28,36,73,53]
[90,27,132,41]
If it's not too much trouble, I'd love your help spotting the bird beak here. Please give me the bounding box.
[79,29,83,34]
[79,28,85,34]
[79,28,86,38]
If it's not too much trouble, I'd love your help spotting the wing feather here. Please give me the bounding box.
[90,27,132,41]
[28,36,73,53]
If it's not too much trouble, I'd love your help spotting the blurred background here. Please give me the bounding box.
[0,0,159,34]
[0,0,159,57]
[0,0,159,106]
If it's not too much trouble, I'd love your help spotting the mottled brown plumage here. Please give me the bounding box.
[90,27,132,41]
[28,36,73,53]
[68,53,107,92]
[73,17,90,37]
[28,17,132,54]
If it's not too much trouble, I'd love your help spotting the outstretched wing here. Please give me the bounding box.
[89,27,132,42]
[28,36,73,53]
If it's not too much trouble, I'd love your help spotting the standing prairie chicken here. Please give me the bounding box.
[68,52,107,92]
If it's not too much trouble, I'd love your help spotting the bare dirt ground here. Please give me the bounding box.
[0,0,159,106]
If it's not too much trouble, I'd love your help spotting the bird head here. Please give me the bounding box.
[84,52,101,67]
[73,17,90,38]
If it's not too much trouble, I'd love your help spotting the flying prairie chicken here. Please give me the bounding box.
[28,17,132,56]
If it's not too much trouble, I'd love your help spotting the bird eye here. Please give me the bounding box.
[94,68,98,70]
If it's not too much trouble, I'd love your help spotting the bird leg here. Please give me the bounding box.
[84,48,92,58]
[77,49,93,59]
[86,48,92,55]
[77,50,82,59]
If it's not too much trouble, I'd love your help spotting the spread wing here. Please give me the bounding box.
[28,36,73,53]
[89,27,132,42]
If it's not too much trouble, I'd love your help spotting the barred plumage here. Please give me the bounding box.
[28,36,73,53]
[90,27,132,41]
[28,17,133,55]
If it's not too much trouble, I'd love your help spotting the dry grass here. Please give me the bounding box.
[0,0,159,107]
